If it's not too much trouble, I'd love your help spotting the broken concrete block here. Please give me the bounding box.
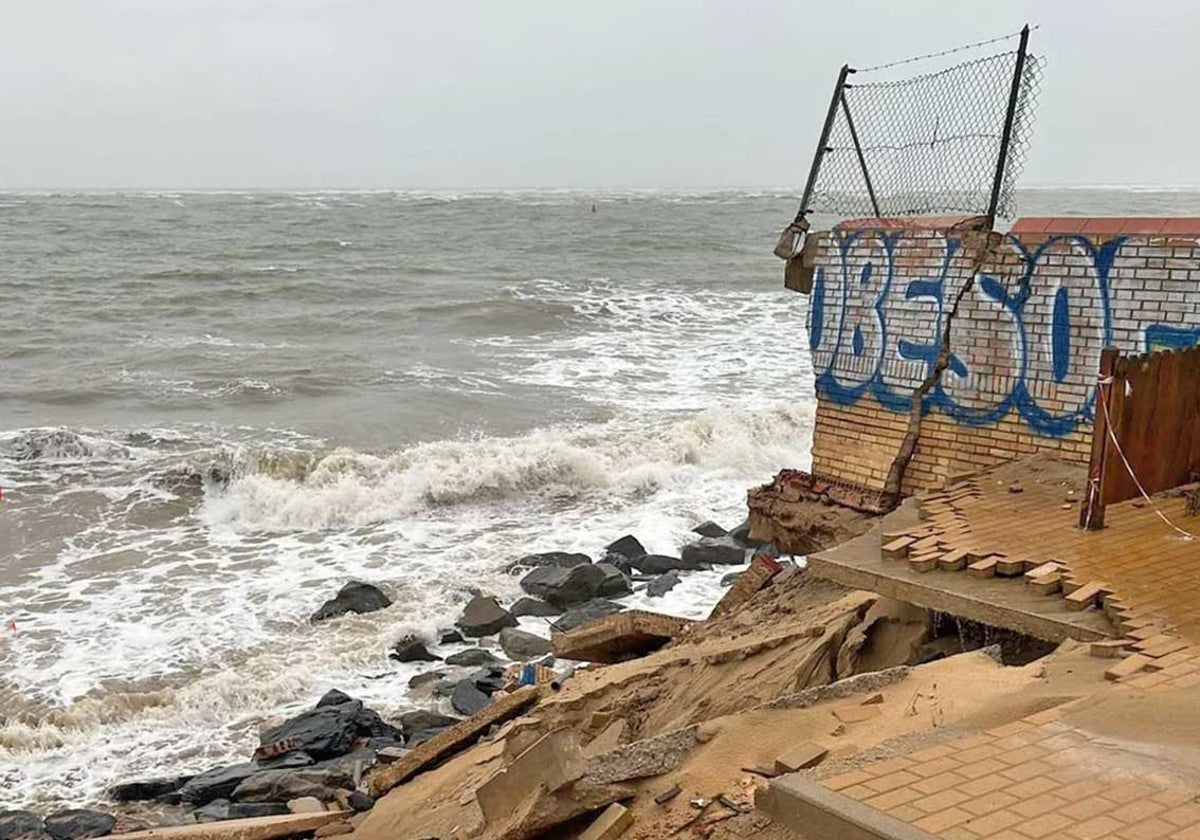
[552,610,696,663]
[832,705,881,725]
[773,742,828,774]
[578,803,633,840]
[581,726,698,786]
[861,693,884,705]
[100,813,347,840]
[476,729,586,826]
[313,821,352,838]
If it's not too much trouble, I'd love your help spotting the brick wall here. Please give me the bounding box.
[806,216,1200,494]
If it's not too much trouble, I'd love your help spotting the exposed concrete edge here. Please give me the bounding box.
[760,666,910,711]
[755,774,937,840]
[107,812,348,840]
[805,555,1112,644]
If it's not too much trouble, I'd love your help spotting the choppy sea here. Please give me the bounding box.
[2,186,1198,807]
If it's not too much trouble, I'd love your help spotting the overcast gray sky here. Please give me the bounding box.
[1,0,1196,189]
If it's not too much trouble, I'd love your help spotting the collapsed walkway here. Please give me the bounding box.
[761,456,1200,839]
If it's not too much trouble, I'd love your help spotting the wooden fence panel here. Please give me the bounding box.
[1098,344,1200,506]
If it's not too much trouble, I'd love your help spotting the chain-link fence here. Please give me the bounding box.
[796,27,1044,222]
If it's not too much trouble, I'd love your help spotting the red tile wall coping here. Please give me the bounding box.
[834,215,986,232]
[1009,217,1200,236]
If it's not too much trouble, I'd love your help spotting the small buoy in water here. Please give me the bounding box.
[591,201,596,213]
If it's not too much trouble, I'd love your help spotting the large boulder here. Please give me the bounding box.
[254,752,314,771]
[631,554,687,575]
[450,680,491,716]
[444,648,502,667]
[455,596,518,637]
[693,521,728,538]
[509,597,559,618]
[603,535,646,564]
[389,635,440,663]
[231,767,351,803]
[179,763,260,805]
[595,563,632,598]
[507,552,591,572]
[310,581,391,622]
[309,691,401,741]
[399,710,459,741]
[729,519,770,549]
[498,628,552,660]
[555,599,625,632]
[521,563,629,609]
[680,537,747,567]
[0,811,45,840]
[43,812,114,840]
[106,775,192,803]
[646,570,681,598]
[258,702,361,760]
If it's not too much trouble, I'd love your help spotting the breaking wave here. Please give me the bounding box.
[200,406,813,532]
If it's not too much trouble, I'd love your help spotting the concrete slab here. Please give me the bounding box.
[806,503,1115,644]
[755,774,937,840]
[552,610,696,663]
[105,813,348,840]
[365,685,538,796]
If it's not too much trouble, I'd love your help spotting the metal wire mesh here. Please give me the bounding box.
[807,45,1044,219]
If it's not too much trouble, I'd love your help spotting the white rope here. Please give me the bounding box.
[1097,376,1197,540]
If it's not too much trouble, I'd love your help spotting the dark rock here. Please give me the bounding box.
[0,811,46,840]
[498,627,552,660]
[680,536,747,567]
[729,520,770,549]
[254,751,314,770]
[693,521,728,538]
[595,563,633,598]
[194,801,289,822]
[509,597,559,618]
[455,596,518,637]
[470,666,507,695]
[521,563,617,609]
[308,747,377,778]
[408,670,445,690]
[310,581,391,622]
[258,702,361,760]
[399,710,459,740]
[314,689,354,708]
[450,680,491,716]
[232,803,289,819]
[603,535,646,563]
[647,570,681,598]
[444,648,502,667]
[720,571,743,587]
[438,629,465,645]
[192,800,232,824]
[179,763,260,805]
[432,678,460,698]
[347,791,375,812]
[389,635,440,663]
[351,706,403,742]
[231,767,350,803]
[553,599,625,632]
[632,554,688,575]
[106,775,192,803]
[44,810,115,840]
[507,552,591,572]
[407,728,448,747]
